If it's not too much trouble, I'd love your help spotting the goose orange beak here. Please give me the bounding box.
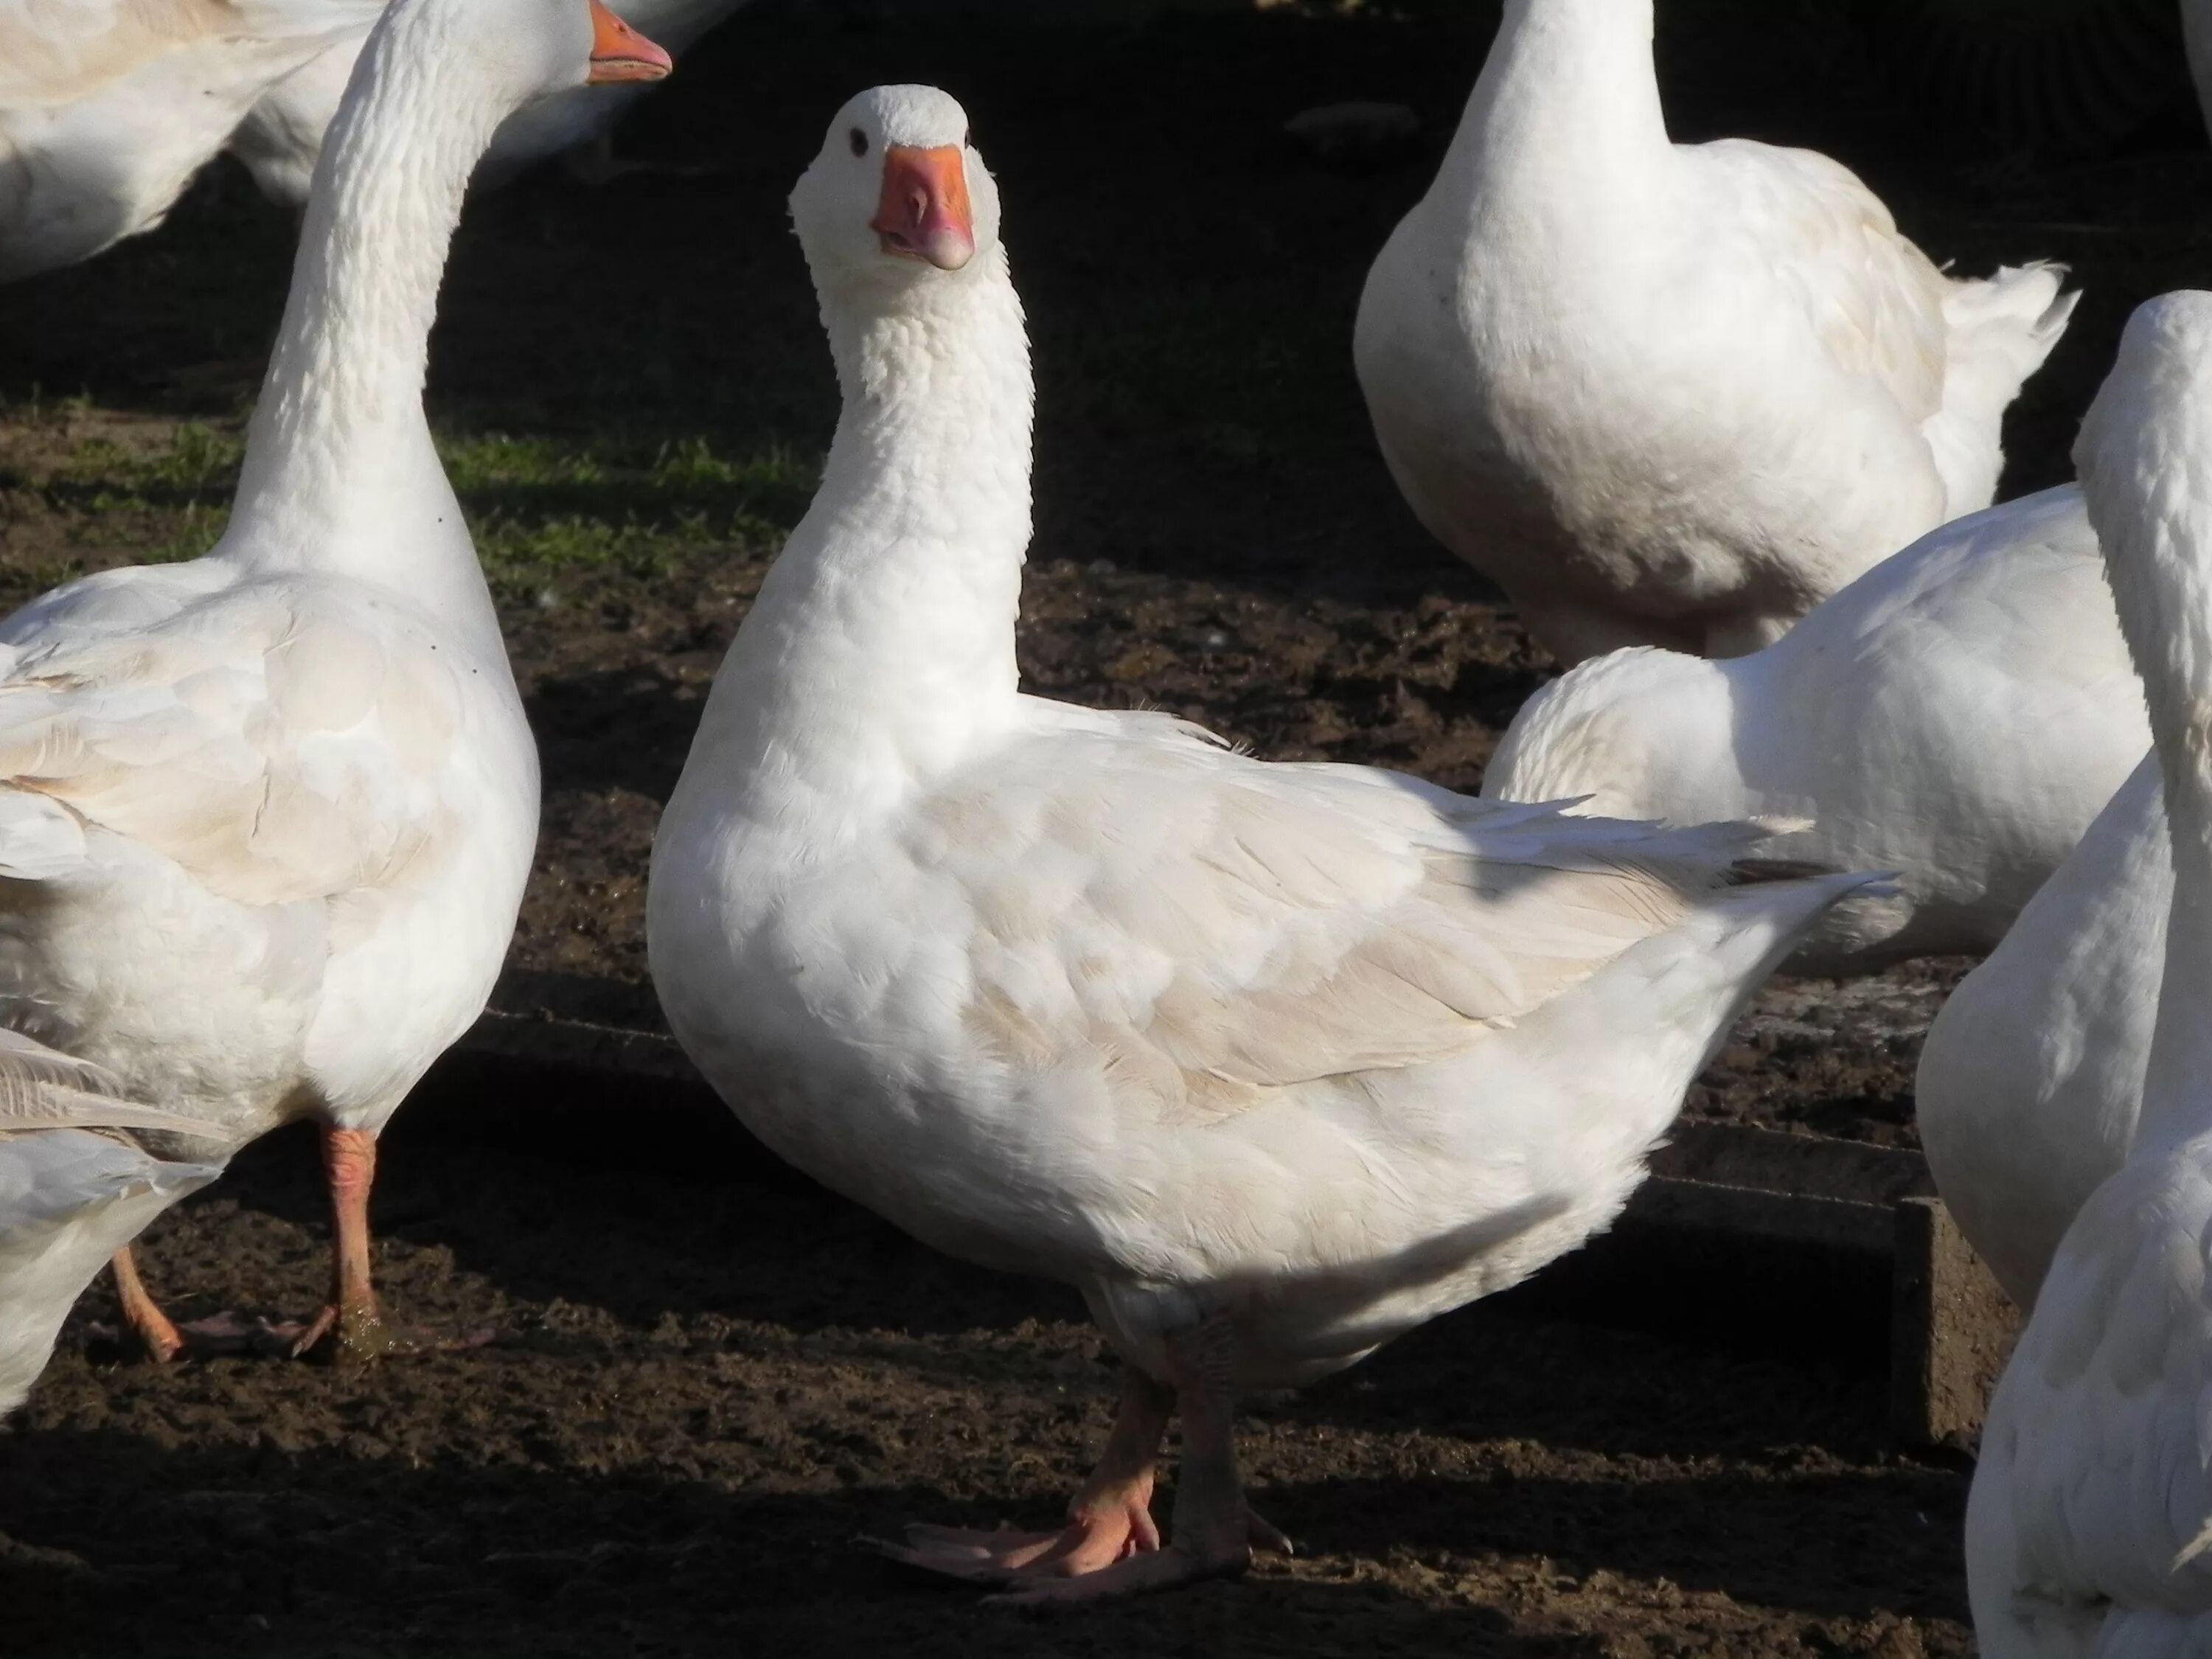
[872,144,975,271]
[587,0,672,84]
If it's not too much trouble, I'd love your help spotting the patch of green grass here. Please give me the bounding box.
[439,429,819,531]
[18,418,822,601]
[475,512,696,605]
[439,432,610,492]
[46,421,245,507]
[148,502,232,563]
[442,430,815,603]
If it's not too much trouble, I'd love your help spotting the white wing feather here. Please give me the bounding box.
[0,576,469,906]
[914,710,1784,1120]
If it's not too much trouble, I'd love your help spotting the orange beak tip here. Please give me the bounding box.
[586,0,674,85]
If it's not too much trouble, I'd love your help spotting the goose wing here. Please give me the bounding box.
[910,711,1783,1117]
[1690,137,1950,425]
[0,0,373,106]
[0,578,479,907]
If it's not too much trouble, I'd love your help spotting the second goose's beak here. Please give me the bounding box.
[872,145,975,271]
[587,0,673,84]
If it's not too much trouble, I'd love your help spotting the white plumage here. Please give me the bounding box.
[1968,291,2212,1658]
[1917,754,2166,1310]
[0,0,644,1360]
[648,83,1878,1602]
[1354,0,2076,665]
[0,1029,224,1416]
[0,0,380,279]
[1482,484,2148,975]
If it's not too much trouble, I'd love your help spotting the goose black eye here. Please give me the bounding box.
[849,127,869,157]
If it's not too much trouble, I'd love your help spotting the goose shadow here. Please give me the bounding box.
[139,1102,1910,1463]
[1,1416,1955,1658]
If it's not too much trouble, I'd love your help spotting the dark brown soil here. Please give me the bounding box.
[10,1111,1972,1659]
[1,0,2199,1651]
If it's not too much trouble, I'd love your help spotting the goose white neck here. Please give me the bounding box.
[1433,0,1666,212]
[226,2,498,594]
[687,246,1034,811]
[2081,320,2212,1153]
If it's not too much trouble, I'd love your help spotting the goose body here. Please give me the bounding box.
[648,84,1879,1601]
[230,0,745,204]
[1354,0,2076,666]
[1969,293,2212,1659]
[1916,755,2166,1310]
[0,0,378,279]
[1482,484,2147,975]
[0,0,670,1359]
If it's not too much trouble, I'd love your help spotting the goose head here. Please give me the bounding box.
[380,0,671,114]
[2074,291,2212,708]
[790,86,1000,291]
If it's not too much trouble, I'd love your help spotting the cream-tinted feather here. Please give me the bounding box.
[0,586,467,906]
[925,719,1784,1119]
[0,0,378,277]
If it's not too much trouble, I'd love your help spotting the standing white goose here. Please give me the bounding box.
[0,1032,225,1416]
[1354,0,2077,666]
[0,0,668,1363]
[648,83,1881,1604]
[0,0,381,280]
[1968,292,2212,1657]
[1916,755,2166,1310]
[1481,483,2148,975]
[229,0,749,205]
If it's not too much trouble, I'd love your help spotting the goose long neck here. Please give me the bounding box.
[226,3,498,587]
[691,247,1034,807]
[1433,0,1668,216]
[2083,321,2212,1152]
[2129,577,2212,1155]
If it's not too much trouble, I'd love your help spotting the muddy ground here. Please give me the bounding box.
[2,1,2202,1652]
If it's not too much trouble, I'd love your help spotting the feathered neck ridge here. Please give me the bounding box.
[2076,295,2212,1151]
[685,242,1037,804]
[226,0,504,577]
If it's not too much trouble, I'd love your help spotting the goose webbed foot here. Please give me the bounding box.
[105,1125,487,1366]
[876,1314,1287,1606]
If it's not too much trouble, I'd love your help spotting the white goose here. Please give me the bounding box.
[648,83,1880,1604]
[1916,756,2166,1310]
[0,0,380,280]
[1354,0,2078,667]
[1969,292,2212,1658]
[1481,484,2149,975]
[0,0,667,1361]
[229,0,749,205]
[0,1032,225,1416]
